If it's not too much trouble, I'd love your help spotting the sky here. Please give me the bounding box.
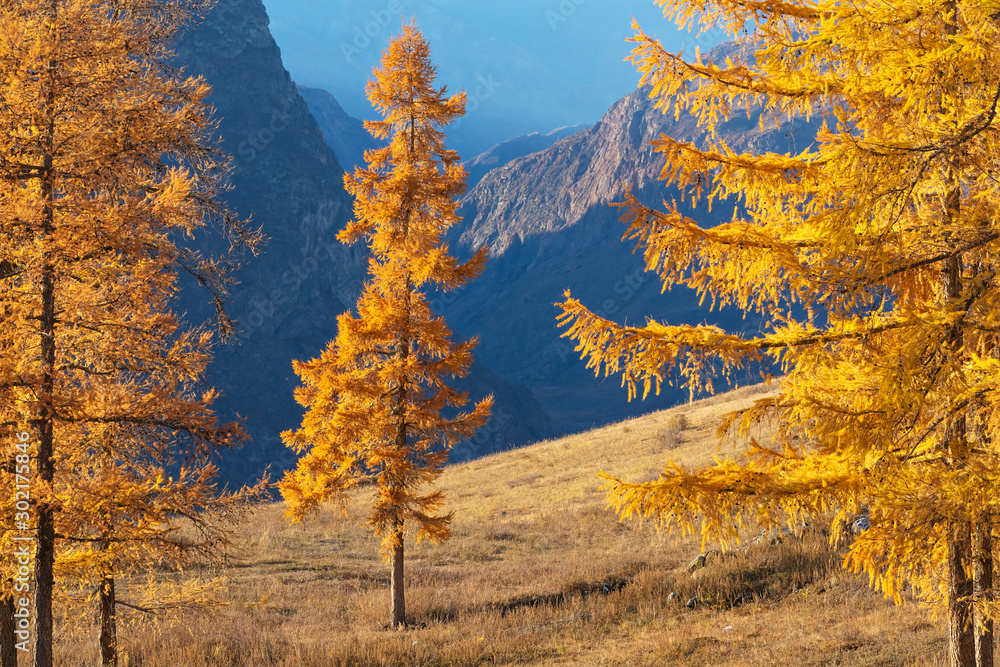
[260,0,728,156]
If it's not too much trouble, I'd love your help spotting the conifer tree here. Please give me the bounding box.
[60,420,265,667]
[0,1,261,664]
[557,3,1000,665]
[280,21,492,630]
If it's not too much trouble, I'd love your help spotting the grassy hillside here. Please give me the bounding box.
[57,383,946,666]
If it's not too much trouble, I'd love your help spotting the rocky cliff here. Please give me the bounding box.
[172,0,551,483]
[172,0,363,484]
[444,77,815,433]
[296,84,381,174]
[463,124,590,188]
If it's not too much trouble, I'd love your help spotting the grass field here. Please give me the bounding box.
[53,383,947,666]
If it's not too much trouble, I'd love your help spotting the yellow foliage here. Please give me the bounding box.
[279,22,492,563]
[557,0,1000,628]
[0,0,263,661]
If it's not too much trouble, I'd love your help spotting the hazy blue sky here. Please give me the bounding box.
[260,1,727,155]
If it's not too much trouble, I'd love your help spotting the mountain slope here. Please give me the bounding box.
[172,0,553,483]
[173,0,366,483]
[444,77,817,433]
[296,84,381,173]
[464,124,590,188]
[106,382,946,666]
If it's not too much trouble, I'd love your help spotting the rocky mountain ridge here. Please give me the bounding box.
[172,0,552,484]
[296,84,381,174]
[173,6,810,476]
[441,79,815,432]
[463,124,590,188]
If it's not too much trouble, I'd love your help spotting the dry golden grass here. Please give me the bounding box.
[50,383,947,666]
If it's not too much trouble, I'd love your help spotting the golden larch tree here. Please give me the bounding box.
[557,2,1000,665]
[280,21,492,630]
[51,278,267,667]
[0,1,262,664]
[59,420,265,667]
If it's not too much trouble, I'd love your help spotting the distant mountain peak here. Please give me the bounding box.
[438,74,808,434]
[463,123,590,188]
[296,84,382,174]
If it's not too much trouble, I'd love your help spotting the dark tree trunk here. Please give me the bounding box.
[32,3,58,663]
[976,520,994,667]
[389,255,410,632]
[0,590,16,667]
[32,464,54,667]
[390,524,405,630]
[940,145,974,665]
[31,167,56,667]
[951,520,977,667]
[32,167,57,667]
[99,576,117,667]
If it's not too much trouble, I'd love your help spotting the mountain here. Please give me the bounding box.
[172,0,364,484]
[296,84,381,173]
[170,2,802,481]
[262,0,712,157]
[463,125,589,188]
[442,74,816,434]
[297,80,588,190]
[172,0,552,484]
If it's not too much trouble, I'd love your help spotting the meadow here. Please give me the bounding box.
[54,384,947,666]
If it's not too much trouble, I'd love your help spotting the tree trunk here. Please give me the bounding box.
[32,3,58,664]
[31,175,56,667]
[99,576,117,667]
[32,457,54,667]
[940,140,973,665]
[32,179,56,667]
[0,590,16,667]
[976,520,994,667]
[951,520,977,667]
[390,524,405,630]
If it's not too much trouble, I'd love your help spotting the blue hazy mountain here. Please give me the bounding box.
[296,84,381,173]
[173,0,555,485]
[261,0,725,157]
[296,82,590,188]
[171,0,780,483]
[443,71,814,433]
[463,125,590,188]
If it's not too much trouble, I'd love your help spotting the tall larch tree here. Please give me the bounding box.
[280,21,492,631]
[0,1,262,665]
[556,2,1000,665]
